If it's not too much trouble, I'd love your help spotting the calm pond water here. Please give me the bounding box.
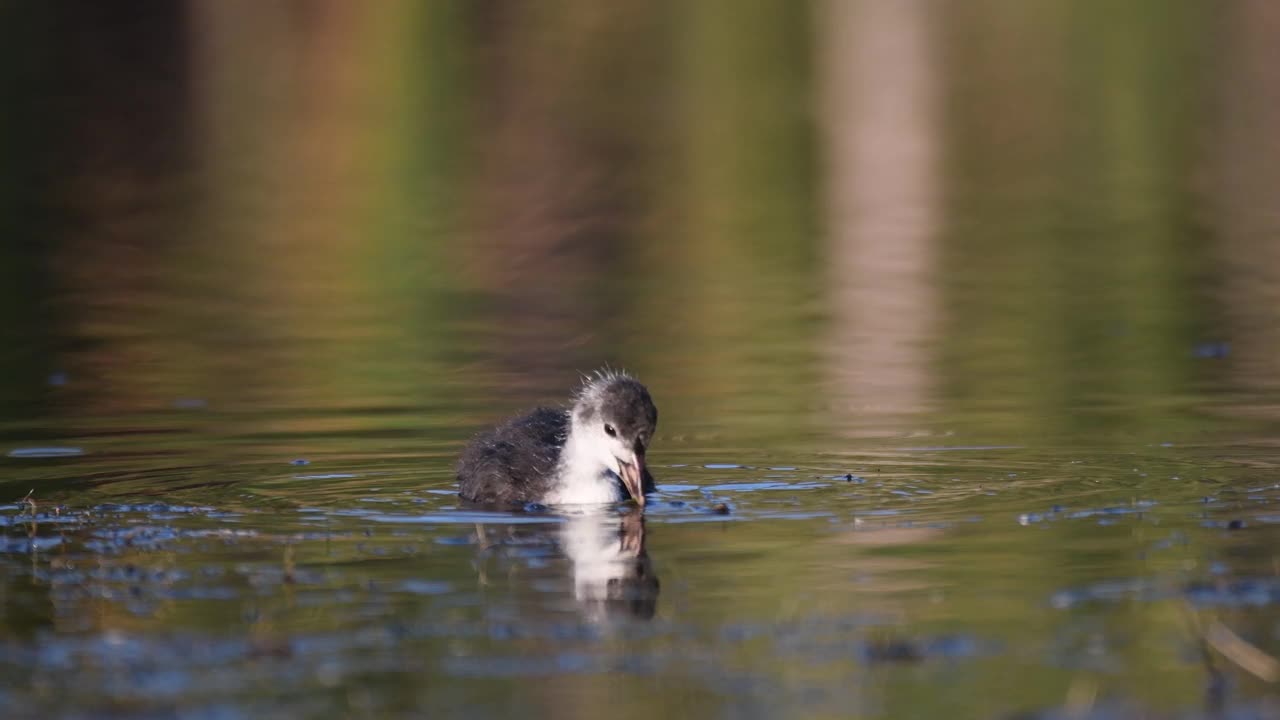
[4,2,1280,719]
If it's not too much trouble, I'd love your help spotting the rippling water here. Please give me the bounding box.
[5,2,1280,719]
[6,422,1280,718]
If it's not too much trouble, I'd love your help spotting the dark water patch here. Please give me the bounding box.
[853,633,984,664]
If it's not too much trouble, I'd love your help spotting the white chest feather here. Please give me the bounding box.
[545,431,624,506]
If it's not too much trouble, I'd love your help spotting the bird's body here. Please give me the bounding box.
[457,372,658,507]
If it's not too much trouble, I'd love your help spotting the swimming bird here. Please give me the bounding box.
[456,370,658,507]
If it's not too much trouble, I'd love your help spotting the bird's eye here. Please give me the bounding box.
[604,424,617,437]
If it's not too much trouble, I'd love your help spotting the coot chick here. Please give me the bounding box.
[457,371,658,507]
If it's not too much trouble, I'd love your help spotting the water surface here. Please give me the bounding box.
[4,2,1280,718]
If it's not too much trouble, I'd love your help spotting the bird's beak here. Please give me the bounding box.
[618,454,646,508]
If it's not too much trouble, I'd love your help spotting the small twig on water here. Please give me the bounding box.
[1205,618,1280,683]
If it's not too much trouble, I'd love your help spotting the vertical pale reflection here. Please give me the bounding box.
[819,0,940,434]
[1207,0,1280,396]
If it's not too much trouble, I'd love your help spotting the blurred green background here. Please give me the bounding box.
[2,0,1277,444]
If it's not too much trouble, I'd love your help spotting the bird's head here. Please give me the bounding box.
[570,371,658,506]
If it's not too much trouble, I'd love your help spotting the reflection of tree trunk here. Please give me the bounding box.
[819,0,939,434]
[39,3,191,416]
[465,2,656,386]
[1207,0,1280,394]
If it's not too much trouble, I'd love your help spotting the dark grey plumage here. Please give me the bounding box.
[456,407,568,505]
[456,372,658,506]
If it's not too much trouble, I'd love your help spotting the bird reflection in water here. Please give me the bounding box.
[561,511,658,621]
[472,510,659,621]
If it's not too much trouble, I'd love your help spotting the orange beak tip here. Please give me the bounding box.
[620,461,646,508]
